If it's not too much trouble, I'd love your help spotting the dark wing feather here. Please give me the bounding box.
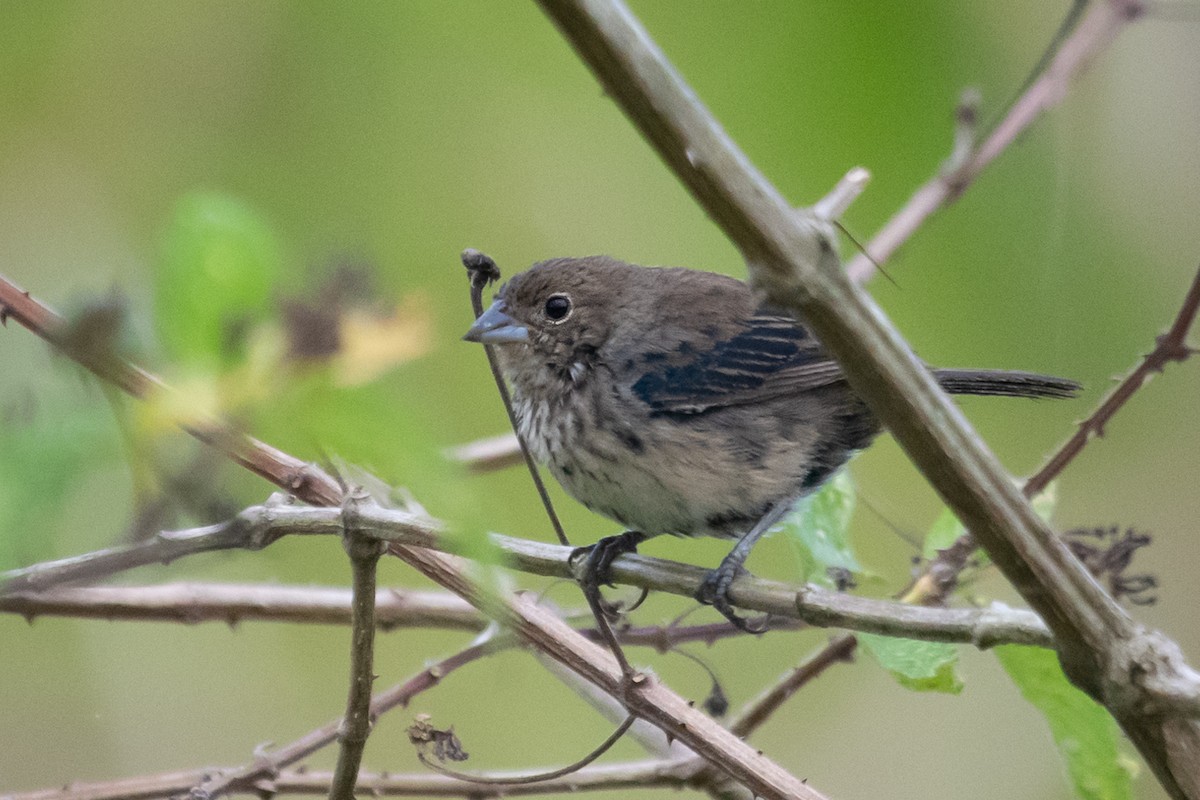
[632,312,844,415]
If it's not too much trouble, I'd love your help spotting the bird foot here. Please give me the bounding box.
[571,530,646,593]
[695,561,769,633]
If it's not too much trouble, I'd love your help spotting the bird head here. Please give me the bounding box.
[463,256,632,386]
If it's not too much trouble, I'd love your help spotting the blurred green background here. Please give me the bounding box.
[2,2,1198,798]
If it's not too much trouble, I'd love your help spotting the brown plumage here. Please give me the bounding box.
[465,256,1078,627]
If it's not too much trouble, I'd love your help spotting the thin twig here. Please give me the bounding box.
[462,251,639,677]
[189,614,770,800]
[328,494,384,800]
[194,636,518,798]
[1,505,1057,649]
[461,249,569,548]
[845,0,1143,283]
[912,265,1200,603]
[0,503,306,595]
[727,634,858,739]
[1026,264,1200,495]
[0,583,484,631]
[416,716,636,785]
[580,581,639,676]
[3,760,704,800]
[0,580,796,649]
[979,0,1088,137]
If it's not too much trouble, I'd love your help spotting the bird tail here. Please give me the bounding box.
[933,368,1081,399]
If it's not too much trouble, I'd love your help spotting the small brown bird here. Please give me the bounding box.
[464,255,1078,628]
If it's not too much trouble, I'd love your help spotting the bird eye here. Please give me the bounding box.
[544,294,572,322]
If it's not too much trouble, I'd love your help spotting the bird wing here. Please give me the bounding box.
[631,312,845,415]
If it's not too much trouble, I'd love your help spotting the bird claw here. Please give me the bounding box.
[695,564,769,633]
[571,530,646,592]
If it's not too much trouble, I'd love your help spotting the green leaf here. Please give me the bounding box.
[922,481,1058,562]
[859,633,963,694]
[0,404,115,570]
[253,368,501,569]
[779,470,861,585]
[156,193,282,367]
[996,645,1134,800]
[922,505,966,561]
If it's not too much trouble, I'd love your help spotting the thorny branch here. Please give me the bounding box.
[1026,265,1200,496]
[396,544,830,800]
[726,634,858,740]
[0,580,811,651]
[1,504,1056,650]
[0,582,486,631]
[0,278,345,507]
[844,0,1139,283]
[5,762,702,800]
[0,502,305,595]
[912,265,1200,604]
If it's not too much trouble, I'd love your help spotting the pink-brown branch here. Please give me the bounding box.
[0,276,344,507]
[1026,265,1200,495]
[845,0,1144,283]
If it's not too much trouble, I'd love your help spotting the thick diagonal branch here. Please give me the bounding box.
[535,0,1200,796]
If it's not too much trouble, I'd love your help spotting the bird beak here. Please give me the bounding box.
[463,301,529,344]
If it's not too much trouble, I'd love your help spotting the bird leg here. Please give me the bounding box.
[696,498,797,632]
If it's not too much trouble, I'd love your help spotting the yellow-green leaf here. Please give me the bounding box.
[859,633,963,694]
